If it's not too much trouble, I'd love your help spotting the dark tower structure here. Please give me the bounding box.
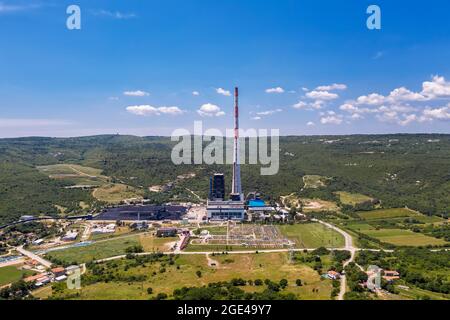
[210,173,225,200]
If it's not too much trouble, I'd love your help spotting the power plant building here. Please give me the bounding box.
[207,87,245,221]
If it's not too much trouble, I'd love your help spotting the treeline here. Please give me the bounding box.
[172,279,297,300]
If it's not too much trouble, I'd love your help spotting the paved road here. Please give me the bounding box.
[17,246,52,268]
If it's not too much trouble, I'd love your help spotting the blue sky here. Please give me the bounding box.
[1,0,450,137]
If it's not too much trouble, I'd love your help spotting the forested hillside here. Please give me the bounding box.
[0,134,449,224]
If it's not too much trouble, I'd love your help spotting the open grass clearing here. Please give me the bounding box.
[92,183,144,203]
[336,191,374,206]
[45,236,140,264]
[302,175,330,189]
[277,223,345,248]
[357,208,421,220]
[0,265,35,286]
[48,252,332,300]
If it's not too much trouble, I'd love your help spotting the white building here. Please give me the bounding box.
[207,200,245,221]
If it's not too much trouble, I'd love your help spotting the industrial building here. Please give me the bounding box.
[94,205,187,221]
[156,227,178,237]
[207,87,246,221]
[209,173,225,200]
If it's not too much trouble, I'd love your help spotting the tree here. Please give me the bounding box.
[295,279,303,287]
[147,287,153,294]
[155,293,168,300]
[196,270,202,278]
[279,279,288,289]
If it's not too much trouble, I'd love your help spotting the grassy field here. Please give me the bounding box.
[0,266,35,286]
[184,244,254,252]
[395,285,450,300]
[47,252,333,300]
[46,236,141,264]
[336,191,374,206]
[277,223,345,248]
[45,233,179,264]
[357,208,420,220]
[197,226,228,235]
[38,164,143,204]
[92,183,144,203]
[363,229,447,246]
[346,222,448,246]
[37,164,108,186]
[139,234,178,252]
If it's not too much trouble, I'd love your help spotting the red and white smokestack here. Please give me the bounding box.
[231,87,243,199]
[234,87,239,139]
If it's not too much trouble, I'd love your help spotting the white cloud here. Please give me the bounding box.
[0,2,41,13]
[126,105,184,116]
[301,87,309,92]
[422,104,450,120]
[350,113,364,120]
[398,114,418,126]
[356,93,386,105]
[388,87,426,102]
[192,91,200,96]
[265,87,285,94]
[306,90,339,101]
[251,116,262,121]
[421,75,450,99]
[292,101,308,109]
[307,121,315,126]
[123,90,150,97]
[216,88,231,96]
[256,108,283,116]
[92,10,136,19]
[320,115,343,125]
[292,100,325,110]
[197,103,225,117]
[315,83,347,91]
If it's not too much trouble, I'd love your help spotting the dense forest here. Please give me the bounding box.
[0,134,449,224]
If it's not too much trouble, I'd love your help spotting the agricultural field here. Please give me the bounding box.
[277,223,345,248]
[0,265,35,287]
[363,228,447,246]
[345,222,448,246]
[336,191,374,206]
[357,208,424,220]
[46,252,333,300]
